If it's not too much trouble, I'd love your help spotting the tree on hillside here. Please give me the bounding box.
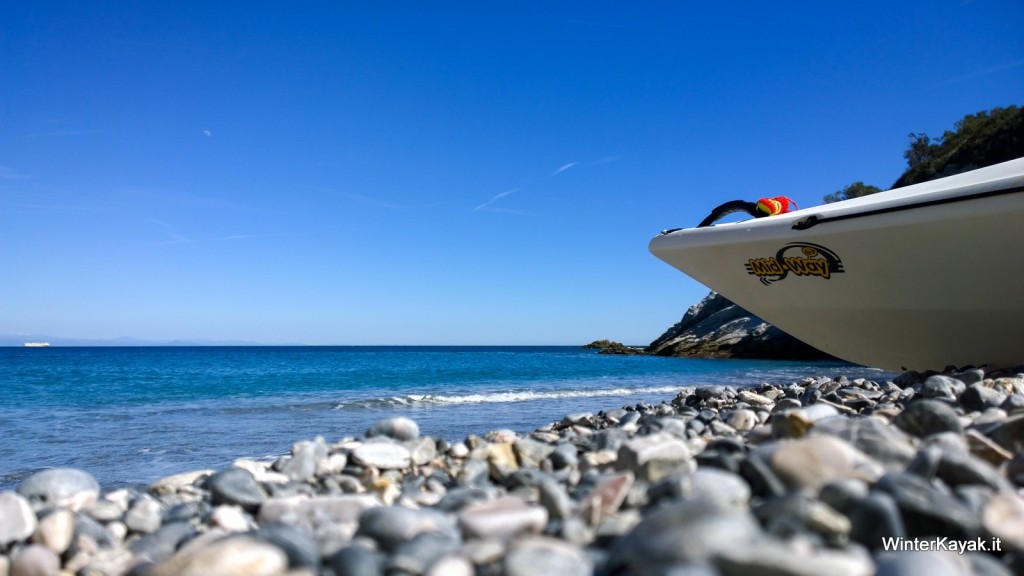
[822,105,1023,203]
[892,105,1023,188]
[823,182,882,204]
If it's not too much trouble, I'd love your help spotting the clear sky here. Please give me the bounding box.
[2,1,1022,345]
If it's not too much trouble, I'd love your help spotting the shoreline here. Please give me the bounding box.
[2,366,1023,575]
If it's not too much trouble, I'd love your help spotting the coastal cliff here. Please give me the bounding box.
[644,291,832,359]
[587,292,831,359]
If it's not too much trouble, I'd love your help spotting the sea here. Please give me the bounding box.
[0,346,894,490]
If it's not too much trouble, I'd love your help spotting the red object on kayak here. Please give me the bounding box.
[756,196,798,216]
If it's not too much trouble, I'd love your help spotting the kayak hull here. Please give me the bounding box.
[649,158,1024,371]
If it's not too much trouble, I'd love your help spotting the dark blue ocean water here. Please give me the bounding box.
[0,346,891,489]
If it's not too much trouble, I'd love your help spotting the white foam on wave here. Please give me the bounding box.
[335,384,691,409]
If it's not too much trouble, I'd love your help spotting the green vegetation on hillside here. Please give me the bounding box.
[824,105,1023,203]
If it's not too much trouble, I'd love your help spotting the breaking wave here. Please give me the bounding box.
[334,384,692,410]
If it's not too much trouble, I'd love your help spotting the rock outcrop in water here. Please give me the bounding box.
[645,291,833,360]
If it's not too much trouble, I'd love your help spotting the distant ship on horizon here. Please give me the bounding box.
[23,342,51,347]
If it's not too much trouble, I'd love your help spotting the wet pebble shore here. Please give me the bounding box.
[3,367,1024,576]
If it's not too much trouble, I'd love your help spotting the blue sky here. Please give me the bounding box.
[2,1,1022,345]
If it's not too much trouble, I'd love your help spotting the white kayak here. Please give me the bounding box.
[649,157,1024,371]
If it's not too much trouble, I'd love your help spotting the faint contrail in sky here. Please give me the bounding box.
[145,218,193,245]
[475,189,518,212]
[552,162,579,175]
[921,60,1024,92]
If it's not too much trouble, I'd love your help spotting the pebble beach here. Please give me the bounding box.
[3,366,1024,576]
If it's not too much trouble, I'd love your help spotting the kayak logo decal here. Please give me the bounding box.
[745,243,844,285]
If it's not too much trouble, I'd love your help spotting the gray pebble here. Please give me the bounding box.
[458,496,548,540]
[981,492,1024,551]
[280,437,327,482]
[389,532,460,574]
[894,399,964,437]
[252,523,320,570]
[351,441,412,470]
[32,508,74,555]
[0,492,37,547]
[207,468,266,512]
[146,534,287,576]
[10,544,60,576]
[124,496,164,534]
[366,417,420,441]
[504,536,593,576]
[919,375,963,400]
[812,415,916,470]
[356,505,457,553]
[16,468,100,511]
[128,521,196,563]
[874,550,972,576]
[605,499,763,574]
[716,540,872,576]
[874,472,980,538]
[961,383,1008,412]
[847,492,906,549]
[329,544,385,576]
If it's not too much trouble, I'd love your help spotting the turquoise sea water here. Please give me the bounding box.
[0,346,891,489]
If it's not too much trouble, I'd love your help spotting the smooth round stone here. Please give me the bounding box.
[74,511,116,549]
[458,496,549,540]
[813,415,916,470]
[727,409,758,432]
[0,491,37,546]
[961,384,1007,412]
[366,417,420,441]
[124,496,164,534]
[448,442,470,458]
[664,468,751,509]
[894,399,964,437]
[767,436,883,491]
[874,550,973,576]
[351,441,412,470]
[874,472,980,538]
[17,468,100,511]
[987,414,1024,453]
[329,544,385,576]
[206,468,266,511]
[772,404,839,438]
[33,508,74,554]
[484,428,521,443]
[932,444,1014,493]
[1000,394,1024,413]
[407,437,438,467]
[10,543,60,576]
[604,499,763,574]
[280,437,327,482]
[355,505,457,553]
[208,505,252,532]
[389,532,461,574]
[981,492,1024,551]
[129,521,197,563]
[716,540,873,576]
[847,492,906,549]
[514,438,556,468]
[425,554,474,576]
[148,469,213,496]
[148,535,288,576]
[919,375,962,400]
[253,523,320,571]
[504,536,593,576]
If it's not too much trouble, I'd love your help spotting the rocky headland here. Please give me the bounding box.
[3,366,1024,575]
[587,291,832,360]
